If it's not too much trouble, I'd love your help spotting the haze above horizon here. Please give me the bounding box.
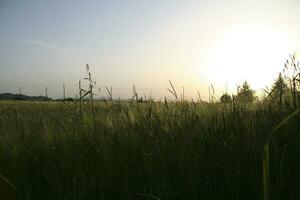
[1,0,300,100]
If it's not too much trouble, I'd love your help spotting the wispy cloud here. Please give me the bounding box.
[25,40,69,53]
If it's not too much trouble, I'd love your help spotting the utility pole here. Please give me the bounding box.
[19,87,22,95]
[45,87,48,98]
[110,86,113,101]
[182,86,185,101]
[209,87,211,103]
[63,83,66,100]
[79,81,82,114]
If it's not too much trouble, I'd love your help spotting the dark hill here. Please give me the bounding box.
[0,93,51,101]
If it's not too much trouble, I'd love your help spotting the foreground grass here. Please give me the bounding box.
[0,100,299,200]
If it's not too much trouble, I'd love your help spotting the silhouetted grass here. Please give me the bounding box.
[0,99,299,200]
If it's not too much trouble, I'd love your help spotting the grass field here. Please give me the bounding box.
[0,99,299,200]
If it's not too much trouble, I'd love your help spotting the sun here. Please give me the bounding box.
[205,25,293,95]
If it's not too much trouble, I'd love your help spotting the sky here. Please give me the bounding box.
[1,0,300,100]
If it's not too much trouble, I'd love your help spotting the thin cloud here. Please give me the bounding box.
[25,40,69,53]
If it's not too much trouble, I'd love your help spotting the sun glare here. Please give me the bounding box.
[205,25,293,94]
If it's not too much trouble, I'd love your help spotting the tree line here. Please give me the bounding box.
[220,53,300,107]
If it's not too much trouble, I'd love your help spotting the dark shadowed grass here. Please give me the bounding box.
[0,100,299,200]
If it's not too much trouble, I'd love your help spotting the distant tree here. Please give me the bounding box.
[236,81,256,103]
[220,93,232,103]
[270,73,288,97]
[267,73,288,109]
[64,97,75,102]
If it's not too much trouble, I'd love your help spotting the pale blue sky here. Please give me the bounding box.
[1,0,300,99]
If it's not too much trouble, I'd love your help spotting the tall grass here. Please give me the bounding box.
[0,97,299,199]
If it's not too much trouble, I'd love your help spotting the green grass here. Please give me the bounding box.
[0,99,299,199]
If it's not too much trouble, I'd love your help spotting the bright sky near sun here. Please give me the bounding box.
[1,0,300,100]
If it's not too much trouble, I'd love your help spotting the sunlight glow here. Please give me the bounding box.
[205,25,293,94]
